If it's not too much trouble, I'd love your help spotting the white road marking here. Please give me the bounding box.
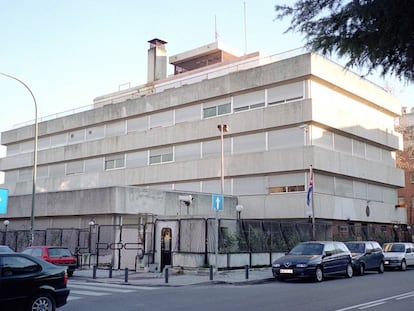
[335,291,414,311]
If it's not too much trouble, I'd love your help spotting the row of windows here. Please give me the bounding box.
[150,175,394,203]
[7,82,305,156]
[8,126,395,183]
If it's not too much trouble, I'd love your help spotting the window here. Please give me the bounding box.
[149,111,173,128]
[66,160,84,175]
[202,139,231,158]
[149,147,173,164]
[410,172,414,184]
[233,90,265,112]
[269,185,305,194]
[175,143,201,162]
[2,256,41,276]
[175,105,201,124]
[127,116,148,133]
[106,121,125,137]
[68,129,85,144]
[267,82,304,105]
[104,154,125,170]
[409,147,414,159]
[126,151,147,168]
[233,133,265,154]
[86,125,105,140]
[203,98,231,118]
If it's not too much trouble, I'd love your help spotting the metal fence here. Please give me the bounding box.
[0,219,405,269]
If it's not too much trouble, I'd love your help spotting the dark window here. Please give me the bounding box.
[1,256,41,276]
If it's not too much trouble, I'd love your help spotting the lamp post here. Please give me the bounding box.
[88,220,96,253]
[216,124,228,270]
[236,204,243,220]
[88,220,95,268]
[3,220,9,245]
[0,72,38,246]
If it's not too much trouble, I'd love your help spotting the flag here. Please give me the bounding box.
[307,166,313,206]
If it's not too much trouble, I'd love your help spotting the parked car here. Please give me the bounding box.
[272,241,353,282]
[383,242,414,271]
[22,246,77,277]
[0,245,14,252]
[345,241,384,275]
[0,252,70,311]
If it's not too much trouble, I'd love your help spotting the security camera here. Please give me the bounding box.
[179,195,193,206]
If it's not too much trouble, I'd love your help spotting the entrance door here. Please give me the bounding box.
[160,227,172,271]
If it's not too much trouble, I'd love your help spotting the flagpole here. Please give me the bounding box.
[310,165,315,240]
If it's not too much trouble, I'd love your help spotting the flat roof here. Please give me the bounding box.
[169,41,243,65]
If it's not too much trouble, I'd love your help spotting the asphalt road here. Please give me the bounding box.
[60,268,414,311]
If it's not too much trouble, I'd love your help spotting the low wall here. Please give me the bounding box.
[172,252,285,269]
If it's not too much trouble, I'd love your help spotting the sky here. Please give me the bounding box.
[1,0,413,143]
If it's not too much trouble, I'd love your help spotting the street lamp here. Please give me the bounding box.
[236,204,243,220]
[0,72,38,246]
[3,220,9,245]
[88,220,96,253]
[216,124,229,270]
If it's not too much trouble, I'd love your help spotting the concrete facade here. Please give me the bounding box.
[0,41,406,267]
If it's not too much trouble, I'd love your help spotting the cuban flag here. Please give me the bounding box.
[307,166,313,206]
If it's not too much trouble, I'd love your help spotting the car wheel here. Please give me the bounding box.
[345,263,353,278]
[378,262,385,274]
[315,266,324,282]
[401,260,407,271]
[28,293,56,311]
[358,263,365,276]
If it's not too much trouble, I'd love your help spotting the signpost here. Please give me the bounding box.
[0,189,9,214]
[212,194,223,211]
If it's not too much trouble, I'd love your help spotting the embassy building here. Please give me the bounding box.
[0,39,405,270]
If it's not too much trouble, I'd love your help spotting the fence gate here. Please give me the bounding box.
[94,220,154,270]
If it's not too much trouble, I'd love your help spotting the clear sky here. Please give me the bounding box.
[1,0,413,140]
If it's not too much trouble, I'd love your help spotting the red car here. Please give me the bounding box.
[22,246,77,277]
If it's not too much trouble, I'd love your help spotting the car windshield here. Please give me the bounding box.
[346,243,365,253]
[0,245,13,253]
[383,243,405,252]
[288,243,324,255]
[49,248,72,257]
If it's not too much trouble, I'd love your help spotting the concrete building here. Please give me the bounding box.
[0,39,405,269]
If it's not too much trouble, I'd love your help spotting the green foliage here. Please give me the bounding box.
[275,0,414,82]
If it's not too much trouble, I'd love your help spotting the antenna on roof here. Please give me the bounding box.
[215,15,218,42]
[244,1,247,54]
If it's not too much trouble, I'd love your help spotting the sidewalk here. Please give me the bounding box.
[72,266,275,287]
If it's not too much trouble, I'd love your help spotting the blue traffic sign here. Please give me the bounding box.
[212,194,223,211]
[0,188,8,214]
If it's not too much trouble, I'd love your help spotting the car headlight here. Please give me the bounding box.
[296,263,308,268]
[273,263,280,268]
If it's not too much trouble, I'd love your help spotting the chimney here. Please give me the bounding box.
[147,38,167,83]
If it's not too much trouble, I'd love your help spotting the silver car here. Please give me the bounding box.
[383,242,414,270]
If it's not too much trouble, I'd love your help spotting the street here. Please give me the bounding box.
[61,269,414,311]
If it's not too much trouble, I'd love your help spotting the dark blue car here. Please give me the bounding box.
[345,241,384,275]
[272,241,353,282]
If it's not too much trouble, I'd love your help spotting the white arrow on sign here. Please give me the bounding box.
[215,197,221,210]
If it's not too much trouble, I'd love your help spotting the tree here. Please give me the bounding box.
[275,0,414,82]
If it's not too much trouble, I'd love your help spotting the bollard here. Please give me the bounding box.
[209,265,213,281]
[165,267,169,283]
[92,265,97,279]
[124,268,129,283]
[245,265,249,279]
[109,265,113,278]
